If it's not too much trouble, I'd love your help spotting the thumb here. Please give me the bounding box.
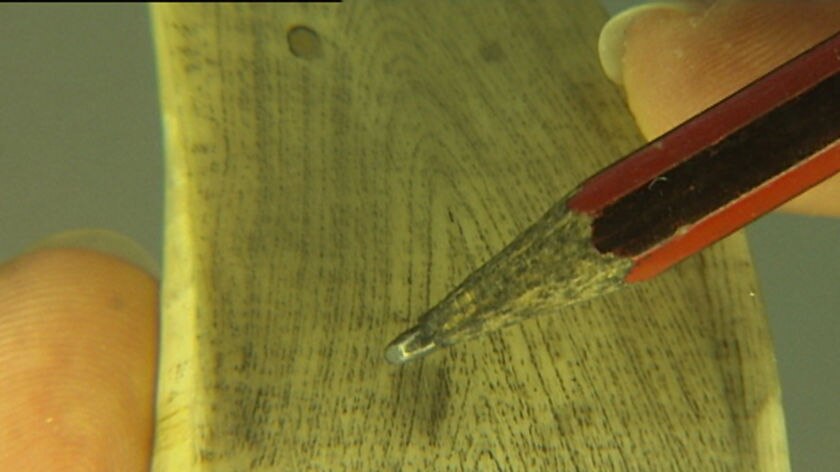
[0,230,158,471]
[599,0,840,216]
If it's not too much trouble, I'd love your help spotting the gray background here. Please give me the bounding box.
[1,3,836,470]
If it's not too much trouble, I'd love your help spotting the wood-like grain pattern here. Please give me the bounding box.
[151,2,788,470]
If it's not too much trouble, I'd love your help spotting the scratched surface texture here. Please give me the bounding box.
[150,2,787,471]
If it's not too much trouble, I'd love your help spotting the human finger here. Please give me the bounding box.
[599,0,840,216]
[0,230,158,471]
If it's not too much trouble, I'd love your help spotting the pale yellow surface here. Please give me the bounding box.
[151,2,788,470]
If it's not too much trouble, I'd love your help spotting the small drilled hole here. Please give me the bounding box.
[288,25,322,59]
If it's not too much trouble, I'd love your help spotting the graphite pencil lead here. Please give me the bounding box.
[384,326,439,364]
[385,198,632,364]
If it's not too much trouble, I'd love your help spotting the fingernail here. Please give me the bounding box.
[599,1,704,85]
[25,228,160,278]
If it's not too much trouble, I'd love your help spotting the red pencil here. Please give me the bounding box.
[385,31,840,364]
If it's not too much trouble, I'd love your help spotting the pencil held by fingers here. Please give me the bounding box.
[385,31,840,365]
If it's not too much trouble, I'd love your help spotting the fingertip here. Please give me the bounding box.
[618,1,840,139]
[0,245,158,471]
[603,1,840,217]
[25,228,160,279]
[598,1,705,86]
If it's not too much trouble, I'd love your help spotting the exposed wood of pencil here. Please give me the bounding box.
[150,2,788,470]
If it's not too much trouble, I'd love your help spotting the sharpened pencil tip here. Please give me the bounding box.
[384,325,439,365]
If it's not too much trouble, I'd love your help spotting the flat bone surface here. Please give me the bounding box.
[151,2,788,470]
